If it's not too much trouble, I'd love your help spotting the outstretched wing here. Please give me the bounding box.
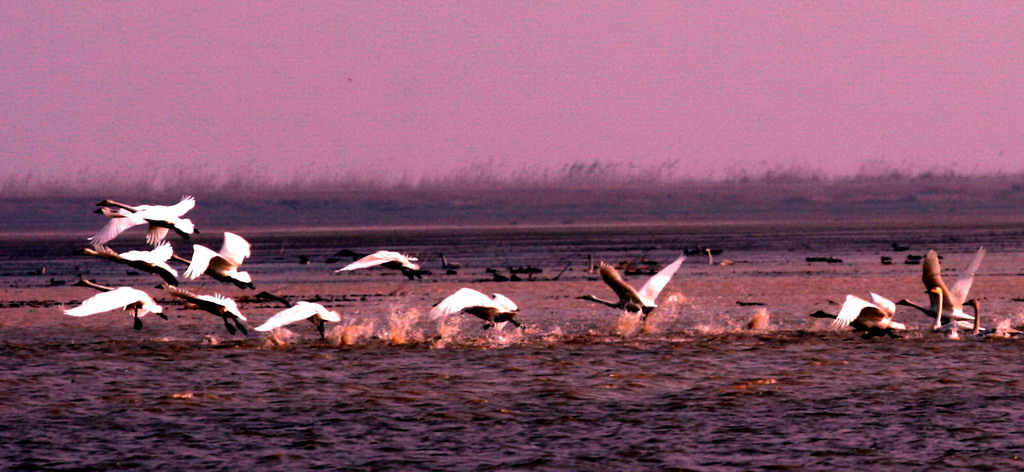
[833,294,873,328]
[335,250,419,272]
[598,264,643,305]
[162,283,198,301]
[183,244,220,280]
[197,293,246,320]
[491,293,518,312]
[121,242,174,264]
[218,232,251,266]
[949,247,985,305]
[637,254,686,306]
[167,196,196,217]
[145,226,170,246]
[868,293,896,316]
[922,250,948,293]
[89,209,145,246]
[431,288,495,319]
[64,287,145,317]
[255,304,320,331]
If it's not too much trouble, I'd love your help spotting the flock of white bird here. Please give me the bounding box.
[63,196,1007,341]
[64,196,690,338]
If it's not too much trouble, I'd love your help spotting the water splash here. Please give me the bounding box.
[330,319,375,346]
[747,307,771,330]
[642,292,689,334]
[431,315,463,349]
[482,323,525,348]
[262,328,299,348]
[382,304,422,345]
[612,311,643,336]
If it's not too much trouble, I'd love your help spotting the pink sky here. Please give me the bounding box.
[3,2,1023,186]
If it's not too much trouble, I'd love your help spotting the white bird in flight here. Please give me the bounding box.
[90,196,198,246]
[578,254,686,321]
[163,284,248,335]
[334,250,425,279]
[254,293,342,339]
[76,243,180,286]
[810,293,906,339]
[896,247,984,327]
[64,281,164,331]
[181,232,254,289]
[431,287,522,330]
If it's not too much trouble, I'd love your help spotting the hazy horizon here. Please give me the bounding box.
[4,2,1024,187]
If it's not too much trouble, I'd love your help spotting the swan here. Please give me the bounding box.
[253,291,341,338]
[76,243,179,286]
[810,293,906,339]
[162,284,248,335]
[92,196,198,246]
[895,248,984,325]
[578,254,686,321]
[182,232,254,289]
[255,302,341,338]
[431,287,523,330]
[333,250,428,280]
[65,281,164,330]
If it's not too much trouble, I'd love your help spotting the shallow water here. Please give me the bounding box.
[2,222,1024,471]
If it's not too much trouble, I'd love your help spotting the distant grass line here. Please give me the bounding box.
[5,166,1024,232]
[3,159,1023,198]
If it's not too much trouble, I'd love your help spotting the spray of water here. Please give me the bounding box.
[330,318,375,346]
[747,307,771,330]
[382,304,423,345]
[641,292,687,334]
[484,324,525,348]
[612,311,643,336]
[262,328,299,348]
[431,314,464,349]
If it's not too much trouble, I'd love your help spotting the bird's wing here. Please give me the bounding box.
[167,196,196,216]
[218,232,251,266]
[950,247,985,305]
[599,264,643,305]
[637,254,686,306]
[833,294,874,328]
[301,301,341,322]
[163,284,197,301]
[121,242,174,264]
[397,253,420,270]
[868,293,897,316]
[64,287,144,317]
[491,293,518,312]
[336,251,403,271]
[922,250,949,293]
[89,210,145,246]
[431,288,495,319]
[146,226,170,246]
[255,304,319,331]
[196,293,246,320]
[183,244,220,280]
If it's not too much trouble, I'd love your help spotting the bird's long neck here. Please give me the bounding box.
[98,199,139,212]
[255,291,293,308]
[808,310,837,320]
[580,295,620,309]
[73,278,114,292]
[933,290,944,330]
[896,299,931,316]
